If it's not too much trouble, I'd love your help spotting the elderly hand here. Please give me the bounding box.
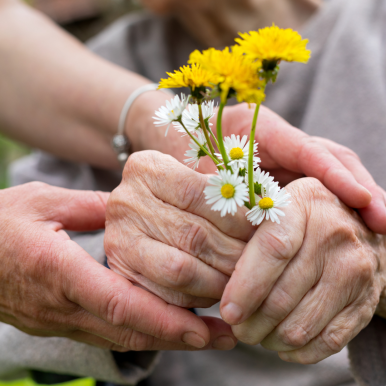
[104,151,255,310]
[217,103,386,234]
[0,182,235,352]
[220,177,386,364]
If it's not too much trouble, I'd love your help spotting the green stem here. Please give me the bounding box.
[217,103,232,172]
[206,121,220,150]
[248,103,261,207]
[244,202,252,210]
[179,120,223,169]
[198,103,217,157]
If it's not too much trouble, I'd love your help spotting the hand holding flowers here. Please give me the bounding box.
[152,24,386,233]
[104,24,386,363]
[153,25,312,226]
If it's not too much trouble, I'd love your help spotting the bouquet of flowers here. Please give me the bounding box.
[153,25,310,225]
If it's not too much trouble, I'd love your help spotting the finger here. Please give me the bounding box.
[109,236,230,301]
[278,303,372,364]
[124,151,254,242]
[231,248,319,345]
[34,184,110,231]
[270,136,371,209]
[220,189,307,325]
[262,245,376,352]
[317,137,386,234]
[260,278,352,352]
[117,189,246,277]
[359,187,386,234]
[222,104,372,208]
[71,315,237,351]
[127,275,219,308]
[68,330,130,352]
[62,241,213,349]
[250,106,372,208]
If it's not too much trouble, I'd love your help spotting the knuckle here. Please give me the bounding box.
[354,255,376,283]
[148,311,168,339]
[19,182,52,206]
[122,151,168,184]
[261,230,295,262]
[338,145,361,161]
[178,174,207,212]
[301,177,331,203]
[122,151,146,178]
[326,222,358,249]
[261,289,294,323]
[232,325,260,346]
[126,331,155,351]
[163,251,195,288]
[106,187,135,221]
[103,290,131,327]
[361,300,377,323]
[320,330,345,354]
[177,220,208,257]
[25,181,49,191]
[277,326,311,348]
[344,253,375,286]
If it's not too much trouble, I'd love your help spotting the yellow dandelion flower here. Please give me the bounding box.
[189,47,265,104]
[158,63,218,91]
[236,24,311,64]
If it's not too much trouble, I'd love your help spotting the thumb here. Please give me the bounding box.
[43,186,109,231]
[62,241,213,348]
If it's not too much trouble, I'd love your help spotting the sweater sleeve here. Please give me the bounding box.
[348,316,386,386]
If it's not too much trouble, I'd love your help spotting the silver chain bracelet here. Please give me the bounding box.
[112,83,174,168]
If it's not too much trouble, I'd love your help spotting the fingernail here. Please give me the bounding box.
[182,332,207,349]
[361,186,372,201]
[212,336,237,350]
[221,303,243,324]
[364,187,372,198]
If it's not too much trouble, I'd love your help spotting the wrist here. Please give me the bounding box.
[127,90,189,161]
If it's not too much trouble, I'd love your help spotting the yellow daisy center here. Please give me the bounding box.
[221,184,235,199]
[229,147,244,160]
[259,197,274,210]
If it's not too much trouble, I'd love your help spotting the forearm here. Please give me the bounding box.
[0,0,184,169]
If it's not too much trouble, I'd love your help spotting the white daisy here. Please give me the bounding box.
[245,167,275,194]
[153,94,189,136]
[184,132,208,170]
[217,134,260,169]
[174,100,215,134]
[204,169,249,217]
[246,183,291,225]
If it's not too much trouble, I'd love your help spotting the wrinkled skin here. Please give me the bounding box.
[217,104,386,234]
[106,152,386,363]
[219,177,386,363]
[105,151,253,308]
[0,182,237,352]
